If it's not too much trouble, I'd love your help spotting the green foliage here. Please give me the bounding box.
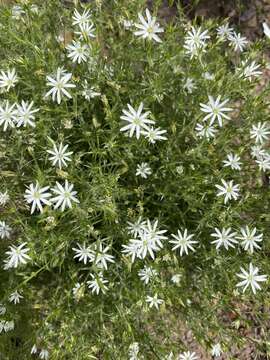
[0,0,270,359]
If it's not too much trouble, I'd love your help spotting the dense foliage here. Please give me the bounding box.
[0,1,270,359]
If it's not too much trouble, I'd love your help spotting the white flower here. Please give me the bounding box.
[255,155,270,171]
[129,233,159,260]
[87,273,109,294]
[211,343,222,357]
[184,26,209,58]
[16,100,39,128]
[223,153,242,170]
[51,180,79,211]
[237,226,263,253]
[138,266,157,284]
[0,68,18,91]
[210,227,238,250]
[251,145,266,159]
[12,5,25,19]
[183,78,197,93]
[128,342,140,360]
[75,22,96,39]
[0,221,11,239]
[123,19,134,29]
[0,190,9,206]
[39,349,49,360]
[239,60,262,81]
[120,103,154,139]
[250,122,270,144]
[215,179,240,204]
[31,345,38,355]
[200,95,232,127]
[123,219,167,261]
[195,123,217,139]
[170,229,197,256]
[0,321,5,333]
[164,352,174,360]
[72,242,94,264]
[203,72,215,80]
[47,142,73,169]
[263,22,270,39]
[134,8,164,43]
[228,32,248,52]
[9,290,23,304]
[122,241,142,263]
[171,274,181,284]
[72,8,91,27]
[0,101,17,131]
[66,41,90,64]
[236,263,267,294]
[93,243,115,270]
[0,304,6,315]
[142,219,168,249]
[216,23,234,40]
[141,126,167,143]
[146,293,163,309]
[24,182,51,214]
[136,162,152,178]
[72,282,82,297]
[45,68,76,104]
[82,81,101,101]
[3,320,14,332]
[4,243,31,269]
[178,351,198,360]
[127,216,146,238]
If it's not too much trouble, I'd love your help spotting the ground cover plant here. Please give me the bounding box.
[0,0,270,359]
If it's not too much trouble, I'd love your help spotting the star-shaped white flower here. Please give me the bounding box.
[170,229,198,256]
[51,180,79,211]
[4,243,31,269]
[93,243,115,270]
[134,8,164,43]
[47,142,73,169]
[250,122,270,144]
[228,32,248,52]
[200,95,233,127]
[72,8,91,27]
[0,101,17,131]
[237,226,263,253]
[0,68,18,92]
[146,293,163,309]
[45,68,76,104]
[16,100,39,128]
[72,242,94,264]
[141,126,167,143]
[9,290,23,304]
[136,162,152,178]
[0,221,12,239]
[24,182,51,214]
[75,22,96,39]
[215,179,240,204]
[223,153,242,170]
[210,227,238,250]
[66,41,90,64]
[184,26,209,58]
[87,273,109,295]
[236,263,267,294]
[120,103,154,139]
[178,351,198,360]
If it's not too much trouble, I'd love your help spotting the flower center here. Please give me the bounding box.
[133,117,142,126]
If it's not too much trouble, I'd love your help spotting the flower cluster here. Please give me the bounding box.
[1,1,270,359]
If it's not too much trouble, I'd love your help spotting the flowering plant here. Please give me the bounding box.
[1,0,270,359]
